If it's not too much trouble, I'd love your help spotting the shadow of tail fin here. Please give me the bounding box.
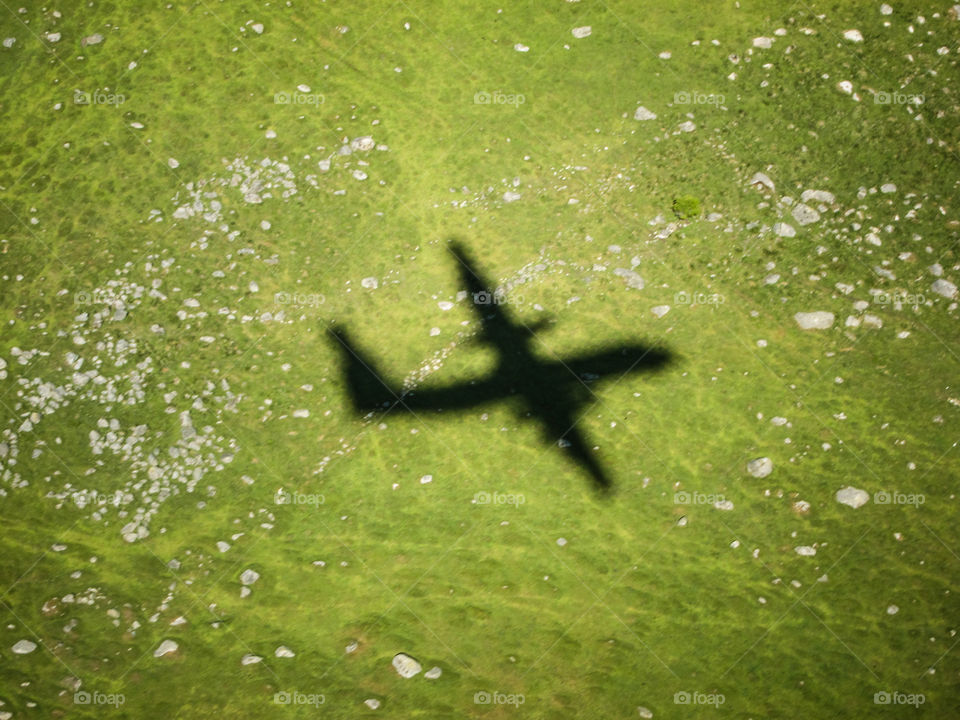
[328,326,399,411]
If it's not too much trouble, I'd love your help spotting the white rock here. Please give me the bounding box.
[514,43,529,52]
[265,129,276,139]
[351,136,375,151]
[880,4,893,15]
[275,645,296,657]
[837,80,854,95]
[801,189,835,204]
[502,191,521,203]
[154,639,178,657]
[419,474,432,484]
[747,457,773,478]
[795,546,817,556]
[240,568,260,585]
[932,279,958,299]
[571,26,592,39]
[651,305,670,318]
[365,699,381,709]
[753,36,773,48]
[836,486,869,508]
[361,277,379,289]
[216,541,231,552]
[634,106,657,121]
[292,409,310,418]
[749,172,775,193]
[557,537,568,546]
[11,639,37,654]
[438,301,453,310]
[774,222,795,237]
[843,29,864,42]
[168,157,180,169]
[392,652,422,678]
[252,23,264,34]
[2,37,15,48]
[677,120,696,132]
[887,604,899,615]
[45,32,61,43]
[791,203,820,226]
[425,666,442,679]
[880,183,897,193]
[794,311,834,329]
[352,169,367,181]
[241,654,262,665]
[714,500,734,511]
[637,707,653,719]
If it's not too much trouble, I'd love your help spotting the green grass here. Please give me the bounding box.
[1,1,959,718]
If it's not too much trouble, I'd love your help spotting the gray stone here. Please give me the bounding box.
[12,639,37,654]
[794,311,835,329]
[747,457,773,478]
[932,279,957,299]
[791,203,820,226]
[836,486,869,509]
[392,652,421,678]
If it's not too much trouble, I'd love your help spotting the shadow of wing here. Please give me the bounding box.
[544,344,673,382]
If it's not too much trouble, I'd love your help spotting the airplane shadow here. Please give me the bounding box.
[330,242,675,493]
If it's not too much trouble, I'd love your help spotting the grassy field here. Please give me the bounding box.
[1,1,959,718]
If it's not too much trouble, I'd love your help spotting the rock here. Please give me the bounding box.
[425,666,442,679]
[350,136,375,151]
[241,654,262,665]
[240,568,260,585]
[791,203,820,225]
[638,707,653,719]
[887,605,899,615]
[216,541,230,552]
[502,191,521,203]
[931,279,957,299]
[836,486,869,508]
[251,23,264,34]
[81,33,104,47]
[774,222,795,237]
[651,305,670,318]
[714,500,734,511]
[361,277,378,289]
[881,4,893,15]
[837,80,854,95]
[747,457,773,478]
[613,268,644,290]
[634,106,657,121]
[571,26,592,39]
[419,474,432,484]
[930,263,943,277]
[154,639,178,657]
[45,32,61,43]
[292,409,310,418]
[795,546,816,556]
[749,172,775,193]
[880,183,897,193]
[793,500,811,514]
[275,646,295,657]
[801,189,835,204]
[753,36,773,48]
[862,314,882,329]
[557,537,568,546]
[2,37,15,48]
[12,639,37,654]
[794,311,834,329]
[843,29,864,42]
[167,157,179,169]
[677,120,696,132]
[392,652,422,678]
[365,699,381,709]
[514,43,529,52]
